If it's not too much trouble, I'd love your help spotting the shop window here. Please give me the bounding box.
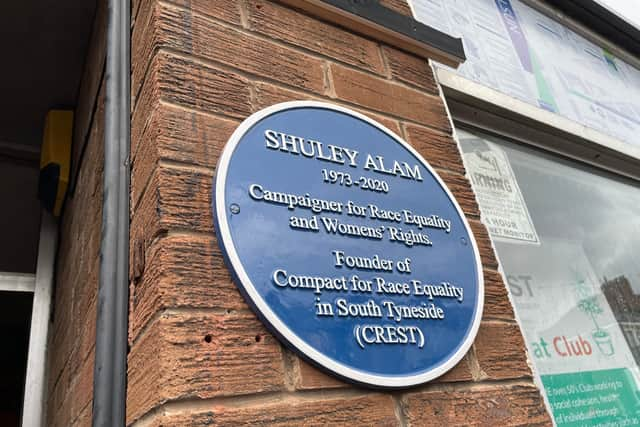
[458,127,640,425]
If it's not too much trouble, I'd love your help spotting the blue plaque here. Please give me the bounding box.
[213,102,484,388]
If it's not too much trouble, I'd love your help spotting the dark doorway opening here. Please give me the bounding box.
[0,291,32,426]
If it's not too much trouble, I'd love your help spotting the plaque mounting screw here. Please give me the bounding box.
[230,203,240,214]
[460,237,468,246]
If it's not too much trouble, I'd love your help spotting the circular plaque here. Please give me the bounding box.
[213,101,483,388]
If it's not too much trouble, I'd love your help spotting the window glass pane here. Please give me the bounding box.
[409,0,640,147]
[458,127,640,425]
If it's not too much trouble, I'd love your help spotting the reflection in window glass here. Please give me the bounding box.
[458,128,640,426]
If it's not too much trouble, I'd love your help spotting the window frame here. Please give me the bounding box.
[438,67,640,183]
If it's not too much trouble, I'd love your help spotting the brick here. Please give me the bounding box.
[132,0,242,100]
[134,2,325,100]
[142,394,398,426]
[158,165,213,233]
[131,76,160,174]
[72,0,106,178]
[132,50,250,162]
[168,0,241,25]
[51,392,73,427]
[252,80,321,108]
[330,63,451,131]
[67,104,103,368]
[404,384,551,426]
[130,170,162,251]
[293,351,472,391]
[437,170,481,219]
[72,402,92,427]
[48,285,75,397]
[126,313,163,425]
[294,358,348,390]
[127,311,285,424]
[151,51,252,120]
[47,358,72,424]
[157,106,237,168]
[483,268,515,321]
[380,0,413,16]
[434,354,473,383]
[131,102,238,208]
[252,81,402,135]
[129,233,247,342]
[71,292,97,374]
[475,322,532,380]
[132,0,142,23]
[70,351,95,422]
[70,228,100,367]
[382,46,438,93]
[469,219,499,269]
[404,123,466,175]
[131,0,159,101]
[247,0,385,74]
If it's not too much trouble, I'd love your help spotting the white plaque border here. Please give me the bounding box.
[214,101,485,388]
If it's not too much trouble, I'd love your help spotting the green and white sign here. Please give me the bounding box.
[542,369,640,426]
[499,238,640,425]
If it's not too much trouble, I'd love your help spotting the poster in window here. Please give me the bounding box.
[458,130,539,244]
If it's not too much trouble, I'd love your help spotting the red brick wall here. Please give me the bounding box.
[45,2,106,426]
[128,0,552,425]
